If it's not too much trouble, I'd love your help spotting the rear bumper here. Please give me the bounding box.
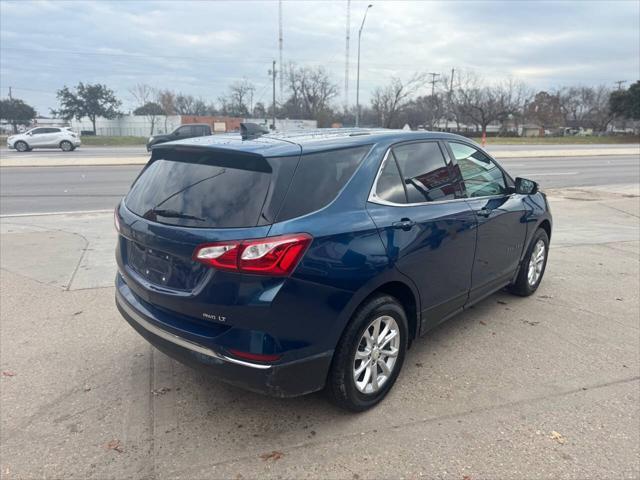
[115,286,333,398]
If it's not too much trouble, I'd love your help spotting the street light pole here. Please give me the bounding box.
[355,4,372,127]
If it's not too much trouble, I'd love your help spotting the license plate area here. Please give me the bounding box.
[126,240,206,291]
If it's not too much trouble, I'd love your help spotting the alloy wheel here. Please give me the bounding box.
[353,315,400,394]
[527,239,546,286]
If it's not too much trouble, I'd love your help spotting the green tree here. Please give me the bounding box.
[55,83,121,134]
[610,81,640,120]
[0,98,37,133]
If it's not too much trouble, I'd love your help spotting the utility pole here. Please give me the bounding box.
[8,86,12,100]
[269,60,277,130]
[428,72,440,97]
[447,68,455,132]
[449,68,454,96]
[355,4,373,127]
[614,80,626,90]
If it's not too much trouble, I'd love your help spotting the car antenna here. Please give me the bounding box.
[240,123,269,140]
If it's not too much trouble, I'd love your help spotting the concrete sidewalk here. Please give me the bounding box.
[1,185,639,479]
[1,145,638,167]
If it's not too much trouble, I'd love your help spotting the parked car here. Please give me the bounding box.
[115,127,552,411]
[146,123,212,151]
[7,127,81,152]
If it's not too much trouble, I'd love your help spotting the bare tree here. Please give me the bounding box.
[558,85,616,132]
[157,89,177,132]
[282,64,339,122]
[526,91,563,129]
[129,84,163,135]
[405,94,445,130]
[371,74,425,128]
[455,74,529,136]
[174,94,209,116]
[218,79,254,117]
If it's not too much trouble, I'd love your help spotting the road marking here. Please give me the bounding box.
[0,209,113,218]
[519,172,579,176]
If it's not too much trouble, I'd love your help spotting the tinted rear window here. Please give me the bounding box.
[276,145,371,221]
[124,151,297,228]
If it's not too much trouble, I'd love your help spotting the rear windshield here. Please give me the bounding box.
[124,150,297,228]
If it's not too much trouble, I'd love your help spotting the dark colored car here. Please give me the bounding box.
[146,123,212,151]
[115,128,552,411]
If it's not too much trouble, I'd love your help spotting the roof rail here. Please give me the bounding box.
[240,122,269,140]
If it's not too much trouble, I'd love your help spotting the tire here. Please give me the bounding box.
[60,140,73,152]
[509,228,549,297]
[14,141,29,152]
[326,294,408,412]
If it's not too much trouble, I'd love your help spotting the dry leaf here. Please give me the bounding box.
[152,387,172,396]
[479,320,487,326]
[550,431,566,444]
[1,371,16,377]
[106,439,124,453]
[260,450,284,461]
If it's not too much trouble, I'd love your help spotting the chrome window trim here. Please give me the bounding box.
[117,290,272,370]
[367,142,512,207]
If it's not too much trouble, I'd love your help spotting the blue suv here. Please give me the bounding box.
[115,127,552,411]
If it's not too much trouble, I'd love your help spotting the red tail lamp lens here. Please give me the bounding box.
[193,233,312,276]
[227,349,282,363]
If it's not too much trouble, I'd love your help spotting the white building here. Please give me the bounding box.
[70,115,182,137]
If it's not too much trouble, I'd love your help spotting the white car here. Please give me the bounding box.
[7,127,81,152]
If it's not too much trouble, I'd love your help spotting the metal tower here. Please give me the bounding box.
[344,0,351,112]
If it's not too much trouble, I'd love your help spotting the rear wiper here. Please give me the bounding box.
[144,208,204,222]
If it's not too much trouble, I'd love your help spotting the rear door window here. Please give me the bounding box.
[391,142,456,203]
[276,145,371,221]
[374,153,407,204]
[124,151,297,228]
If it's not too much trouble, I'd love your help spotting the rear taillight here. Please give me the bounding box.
[193,233,312,276]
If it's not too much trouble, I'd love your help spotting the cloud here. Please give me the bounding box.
[0,0,638,114]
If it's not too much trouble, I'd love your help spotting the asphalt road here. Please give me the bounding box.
[1,155,638,216]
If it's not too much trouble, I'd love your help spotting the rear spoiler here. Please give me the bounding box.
[149,145,272,173]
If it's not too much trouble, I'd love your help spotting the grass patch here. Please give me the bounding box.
[469,135,639,145]
[77,136,148,146]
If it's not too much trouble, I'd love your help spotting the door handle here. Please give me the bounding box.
[392,218,415,231]
[475,208,492,218]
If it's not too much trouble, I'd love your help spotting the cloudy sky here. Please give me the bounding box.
[1,0,638,115]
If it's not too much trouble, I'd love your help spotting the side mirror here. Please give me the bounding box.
[515,177,538,195]
[27,132,33,136]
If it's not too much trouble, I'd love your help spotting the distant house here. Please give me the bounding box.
[520,124,544,137]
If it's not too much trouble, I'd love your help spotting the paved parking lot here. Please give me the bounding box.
[1,184,639,479]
